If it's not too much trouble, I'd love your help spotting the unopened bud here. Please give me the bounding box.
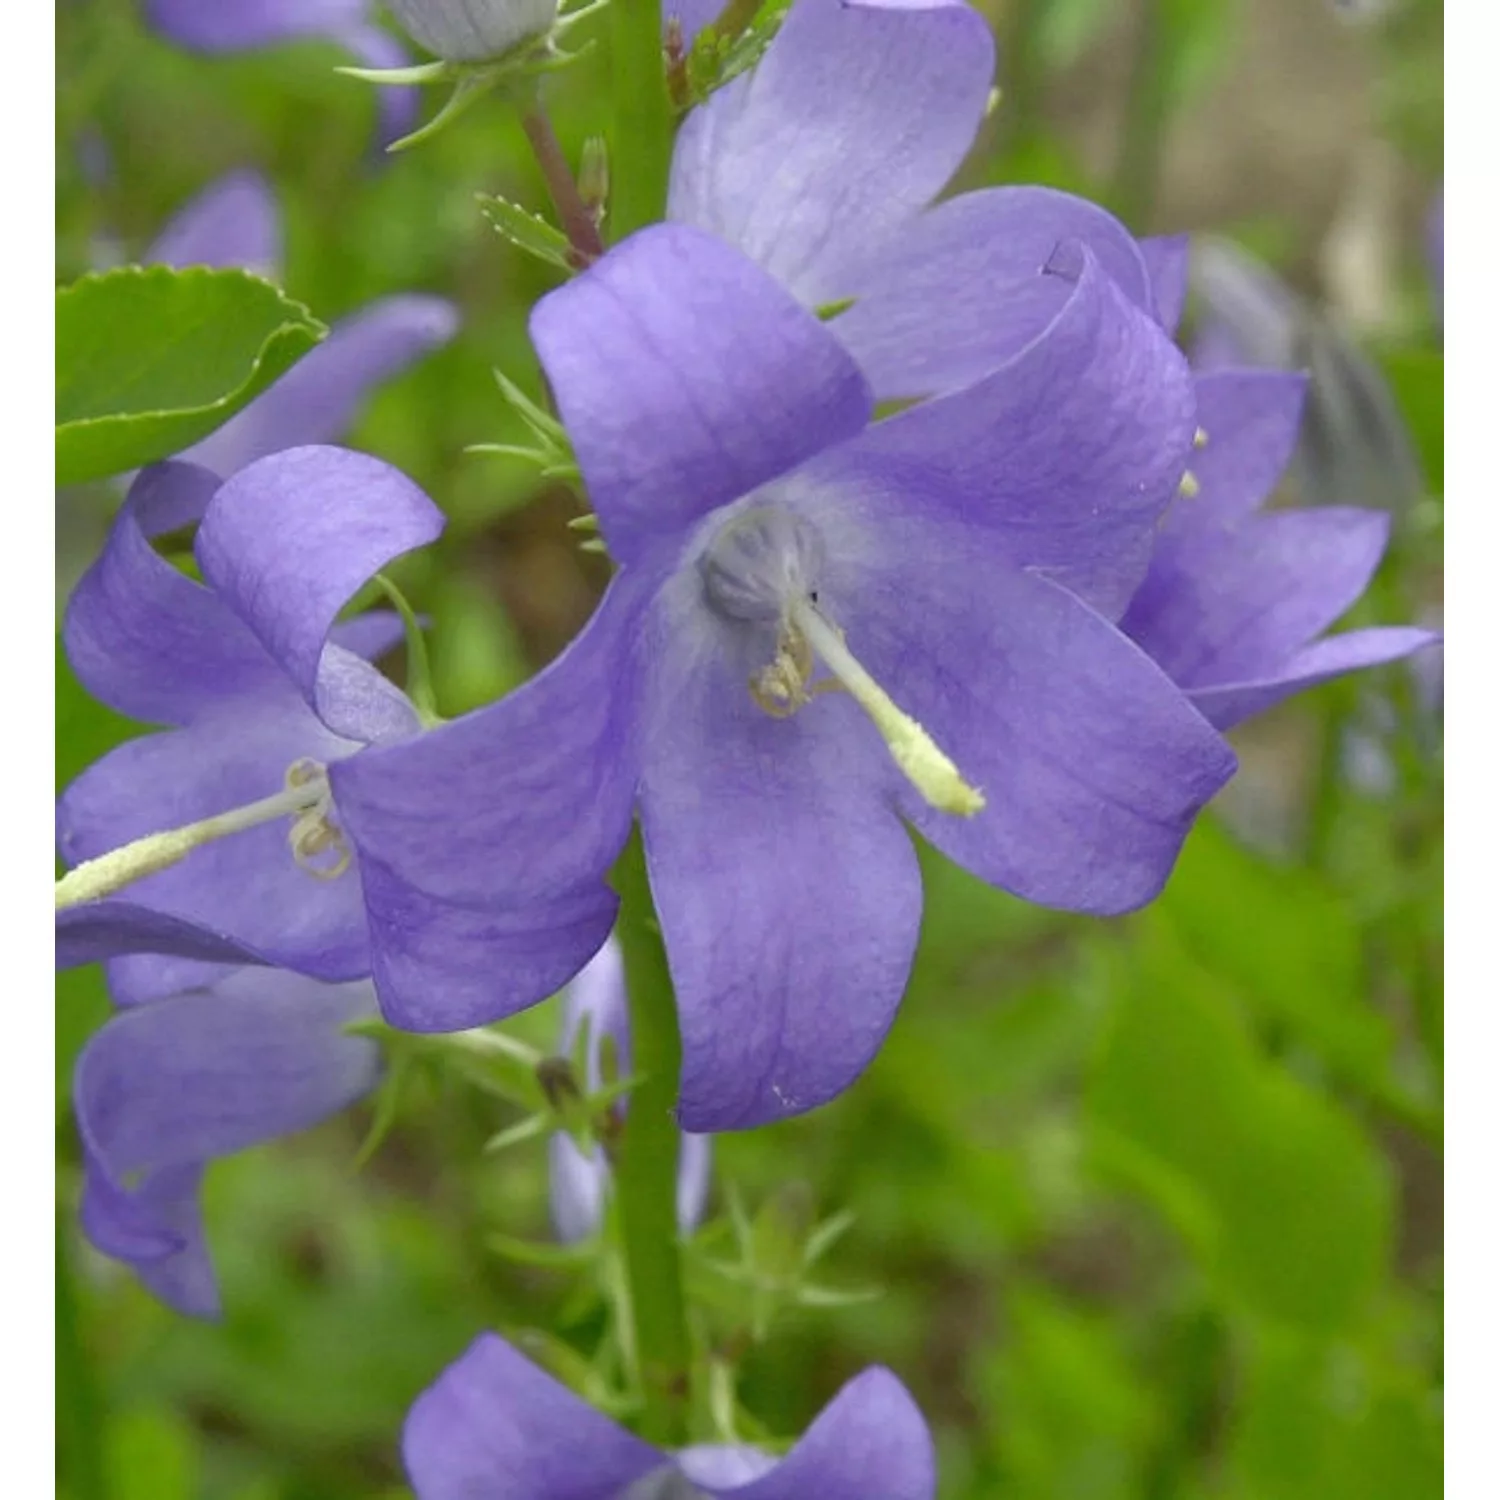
[387,0,559,62]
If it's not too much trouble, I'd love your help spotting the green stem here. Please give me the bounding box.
[57,1212,109,1500]
[1111,0,1171,228]
[607,0,674,239]
[611,827,691,1442]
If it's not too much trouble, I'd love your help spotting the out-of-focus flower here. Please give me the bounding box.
[333,224,1233,1129]
[143,0,419,148]
[1121,370,1438,729]
[144,170,459,478]
[386,0,559,61]
[669,0,1185,399]
[547,936,711,1242]
[1190,236,1425,517]
[56,449,442,1002]
[74,966,381,1318]
[404,1334,935,1499]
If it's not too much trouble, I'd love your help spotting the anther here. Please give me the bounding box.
[283,759,352,879]
[1194,426,1209,449]
[1179,470,1201,499]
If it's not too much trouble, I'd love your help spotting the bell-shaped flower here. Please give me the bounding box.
[1120,370,1441,729]
[667,0,1187,400]
[56,447,443,1003]
[386,0,559,61]
[333,224,1235,1129]
[73,965,381,1318]
[142,0,420,148]
[144,169,459,478]
[404,1334,935,1499]
[548,935,712,1243]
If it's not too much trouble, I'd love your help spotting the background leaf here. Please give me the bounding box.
[55,265,325,484]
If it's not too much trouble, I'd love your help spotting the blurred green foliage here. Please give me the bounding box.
[57,0,1441,1495]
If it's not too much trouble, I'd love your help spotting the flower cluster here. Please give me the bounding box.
[58,0,1438,1489]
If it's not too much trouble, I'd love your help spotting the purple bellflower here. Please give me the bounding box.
[667,0,1188,400]
[74,965,381,1318]
[1120,369,1440,729]
[548,935,712,1243]
[143,0,419,149]
[56,446,443,1003]
[404,1334,935,1499]
[145,169,459,479]
[332,223,1236,1130]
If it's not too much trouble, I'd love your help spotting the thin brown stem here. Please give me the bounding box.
[521,108,605,266]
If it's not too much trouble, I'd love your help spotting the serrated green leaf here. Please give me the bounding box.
[477,193,577,272]
[56,265,326,485]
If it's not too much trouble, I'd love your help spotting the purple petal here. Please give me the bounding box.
[195,445,444,736]
[62,462,286,727]
[179,296,458,477]
[668,0,994,304]
[1178,369,1309,524]
[144,0,419,147]
[557,932,629,1086]
[1139,233,1189,333]
[703,1366,934,1500]
[831,186,1154,399]
[402,1334,663,1498]
[1189,626,1441,730]
[106,953,247,1009]
[144,0,371,49]
[803,492,1236,914]
[81,1161,219,1317]
[144,169,282,277]
[57,903,262,974]
[331,566,659,1030]
[531,224,871,565]
[547,1132,608,1244]
[1123,507,1393,691]
[638,571,922,1131]
[807,246,1196,619]
[329,608,407,662]
[57,693,374,988]
[75,968,380,1318]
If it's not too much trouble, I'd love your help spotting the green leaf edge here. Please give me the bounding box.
[55,264,328,486]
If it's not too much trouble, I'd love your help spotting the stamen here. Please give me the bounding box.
[749,625,814,718]
[784,598,985,818]
[1178,470,1201,499]
[284,759,353,879]
[1194,426,1209,449]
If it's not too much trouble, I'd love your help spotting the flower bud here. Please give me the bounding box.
[385,0,559,62]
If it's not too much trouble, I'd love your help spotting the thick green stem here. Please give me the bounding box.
[611,828,691,1442]
[607,0,674,239]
